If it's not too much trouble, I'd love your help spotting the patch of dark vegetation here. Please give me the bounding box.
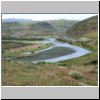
[2,37,45,41]
[2,41,31,50]
[57,38,75,45]
[84,60,98,66]
[58,63,67,66]
[35,61,46,65]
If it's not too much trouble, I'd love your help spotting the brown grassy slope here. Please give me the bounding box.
[2,60,98,86]
[65,15,98,40]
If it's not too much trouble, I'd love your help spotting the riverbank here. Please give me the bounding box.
[56,37,98,67]
[2,40,54,58]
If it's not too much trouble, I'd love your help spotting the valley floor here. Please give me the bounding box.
[2,38,98,86]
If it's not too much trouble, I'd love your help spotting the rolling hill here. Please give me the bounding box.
[2,19,78,38]
[47,19,78,33]
[65,15,98,40]
[29,22,56,33]
[2,21,57,38]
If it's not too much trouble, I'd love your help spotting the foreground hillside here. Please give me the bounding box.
[2,60,97,86]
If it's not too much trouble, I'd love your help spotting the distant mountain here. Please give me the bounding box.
[2,21,57,38]
[1,19,83,38]
[47,19,78,33]
[2,18,33,23]
[65,16,98,40]
[29,21,56,33]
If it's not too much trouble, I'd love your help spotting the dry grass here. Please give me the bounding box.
[2,60,98,86]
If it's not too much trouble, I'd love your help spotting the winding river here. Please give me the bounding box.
[16,38,91,63]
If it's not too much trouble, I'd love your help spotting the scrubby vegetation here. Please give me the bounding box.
[2,60,98,86]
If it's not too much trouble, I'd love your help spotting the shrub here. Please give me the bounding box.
[58,63,67,66]
[91,60,98,65]
[84,60,98,66]
[36,61,46,65]
[69,71,82,80]
[21,50,24,51]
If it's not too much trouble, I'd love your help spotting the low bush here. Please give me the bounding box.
[58,63,67,66]
[69,71,82,80]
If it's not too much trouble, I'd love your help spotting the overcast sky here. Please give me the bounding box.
[2,14,98,21]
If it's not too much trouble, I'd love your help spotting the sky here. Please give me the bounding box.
[2,14,98,21]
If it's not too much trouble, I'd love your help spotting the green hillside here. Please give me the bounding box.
[47,19,78,33]
[2,21,57,38]
[65,16,98,40]
[29,22,56,33]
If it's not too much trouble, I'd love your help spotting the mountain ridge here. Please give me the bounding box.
[2,18,33,23]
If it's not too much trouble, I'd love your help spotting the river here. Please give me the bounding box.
[15,38,91,63]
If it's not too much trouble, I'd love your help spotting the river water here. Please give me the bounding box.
[16,38,91,63]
